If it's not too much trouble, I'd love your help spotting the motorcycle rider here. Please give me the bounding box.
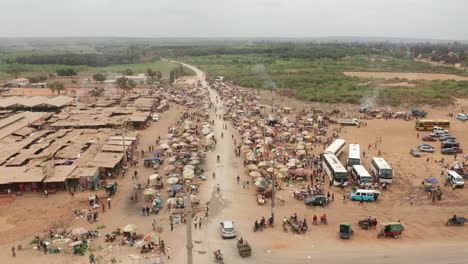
[268,215,274,226]
[214,249,223,260]
[254,220,260,231]
[321,213,328,223]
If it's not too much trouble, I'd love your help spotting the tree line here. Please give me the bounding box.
[8,54,140,67]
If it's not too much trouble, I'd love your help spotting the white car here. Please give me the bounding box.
[152,114,159,122]
[220,220,236,238]
[433,126,448,133]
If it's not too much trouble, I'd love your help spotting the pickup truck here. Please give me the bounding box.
[338,118,359,126]
[411,108,427,117]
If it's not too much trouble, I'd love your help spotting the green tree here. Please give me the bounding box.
[57,68,77,76]
[90,87,105,97]
[124,69,134,76]
[93,73,106,82]
[116,77,135,93]
[169,70,175,84]
[49,81,65,95]
[147,68,157,79]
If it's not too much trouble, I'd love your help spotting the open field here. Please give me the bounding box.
[178,54,468,105]
[344,71,468,80]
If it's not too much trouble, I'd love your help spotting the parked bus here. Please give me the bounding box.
[347,144,361,167]
[323,139,346,157]
[322,153,348,186]
[371,157,393,183]
[352,165,372,187]
[415,120,450,131]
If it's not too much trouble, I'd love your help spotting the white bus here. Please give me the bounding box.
[352,165,372,187]
[322,153,348,186]
[323,139,346,157]
[347,144,361,167]
[371,157,393,183]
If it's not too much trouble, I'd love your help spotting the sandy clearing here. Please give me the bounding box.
[344,71,468,80]
[378,81,416,87]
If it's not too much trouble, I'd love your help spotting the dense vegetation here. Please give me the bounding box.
[177,51,468,105]
[10,54,139,67]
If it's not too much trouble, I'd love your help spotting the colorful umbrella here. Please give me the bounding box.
[171,185,183,191]
[143,233,159,243]
[167,177,179,184]
[247,164,258,170]
[159,144,170,149]
[149,174,159,181]
[122,224,137,233]
[249,171,262,177]
[165,165,176,171]
[143,188,156,195]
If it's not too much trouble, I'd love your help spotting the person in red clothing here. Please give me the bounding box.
[373,218,378,228]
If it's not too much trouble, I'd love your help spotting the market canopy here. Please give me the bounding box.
[90,152,124,168]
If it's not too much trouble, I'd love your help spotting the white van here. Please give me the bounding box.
[350,189,381,201]
[448,170,464,188]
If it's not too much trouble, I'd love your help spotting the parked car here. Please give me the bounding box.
[418,144,435,152]
[304,195,329,206]
[440,135,456,142]
[422,136,437,142]
[410,149,421,157]
[433,126,449,133]
[441,148,460,155]
[444,147,463,153]
[441,141,460,149]
[220,220,236,238]
[430,132,448,138]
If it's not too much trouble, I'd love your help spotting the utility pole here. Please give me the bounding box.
[185,187,193,264]
[121,119,128,165]
[271,158,276,220]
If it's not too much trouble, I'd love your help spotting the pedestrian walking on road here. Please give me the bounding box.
[167,247,171,259]
[198,218,202,229]
[107,198,111,209]
[152,219,157,231]
[11,246,16,257]
[237,175,240,183]
[170,220,174,231]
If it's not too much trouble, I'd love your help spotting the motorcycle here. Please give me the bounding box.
[253,223,263,232]
[214,251,224,264]
[320,217,328,225]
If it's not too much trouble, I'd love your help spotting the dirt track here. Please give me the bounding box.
[344,71,468,80]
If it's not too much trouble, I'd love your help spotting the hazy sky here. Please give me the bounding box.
[1,0,467,40]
